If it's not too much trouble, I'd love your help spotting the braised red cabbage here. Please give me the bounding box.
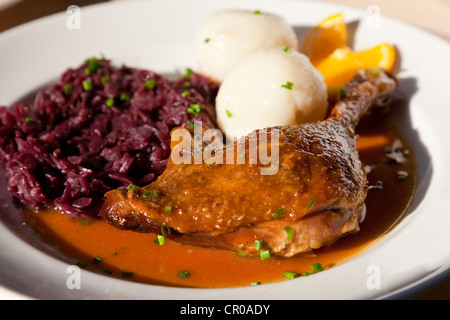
[0,58,218,216]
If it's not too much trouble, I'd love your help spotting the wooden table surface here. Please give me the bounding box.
[0,0,449,300]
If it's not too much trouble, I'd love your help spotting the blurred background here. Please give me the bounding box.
[1,0,449,40]
[0,0,449,300]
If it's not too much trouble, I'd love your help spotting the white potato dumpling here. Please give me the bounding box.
[195,10,299,82]
[216,47,328,140]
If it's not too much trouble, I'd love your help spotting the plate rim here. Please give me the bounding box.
[0,0,449,300]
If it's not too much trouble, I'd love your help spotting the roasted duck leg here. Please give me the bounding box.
[100,69,397,257]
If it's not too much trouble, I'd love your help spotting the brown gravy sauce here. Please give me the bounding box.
[22,108,418,288]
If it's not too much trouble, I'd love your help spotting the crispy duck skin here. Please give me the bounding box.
[100,69,398,257]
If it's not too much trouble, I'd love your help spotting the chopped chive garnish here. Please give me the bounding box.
[372,181,383,189]
[273,208,286,218]
[144,79,157,90]
[255,240,263,251]
[121,271,133,278]
[339,88,347,99]
[181,90,190,97]
[281,81,293,90]
[142,190,158,198]
[282,263,323,280]
[237,252,247,256]
[63,83,72,96]
[226,110,232,118]
[250,281,261,286]
[260,249,271,260]
[187,103,203,116]
[92,256,102,264]
[178,270,190,278]
[101,75,110,84]
[187,120,194,128]
[84,57,102,75]
[307,199,315,209]
[282,45,291,52]
[283,271,298,279]
[311,262,323,273]
[127,184,139,190]
[165,205,172,211]
[80,219,91,226]
[370,67,380,74]
[384,146,395,153]
[182,68,193,78]
[82,80,93,91]
[397,171,408,180]
[120,93,131,101]
[155,235,166,245]
[105,98,114,107]
[253,10,261,14]
[161,224,171,237]
[283,225,293,241]
[24,117,33,123]
[204,38,210,43]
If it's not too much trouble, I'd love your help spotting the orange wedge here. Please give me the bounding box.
[354,43,396,71]
[314,47,359,87]
[301,13,397,94]
[301,13,347,64]
[316,43,396,87]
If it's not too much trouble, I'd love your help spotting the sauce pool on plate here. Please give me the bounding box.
[21,108,417,288]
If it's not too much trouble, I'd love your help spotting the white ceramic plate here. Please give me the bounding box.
[0,0,449,300]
